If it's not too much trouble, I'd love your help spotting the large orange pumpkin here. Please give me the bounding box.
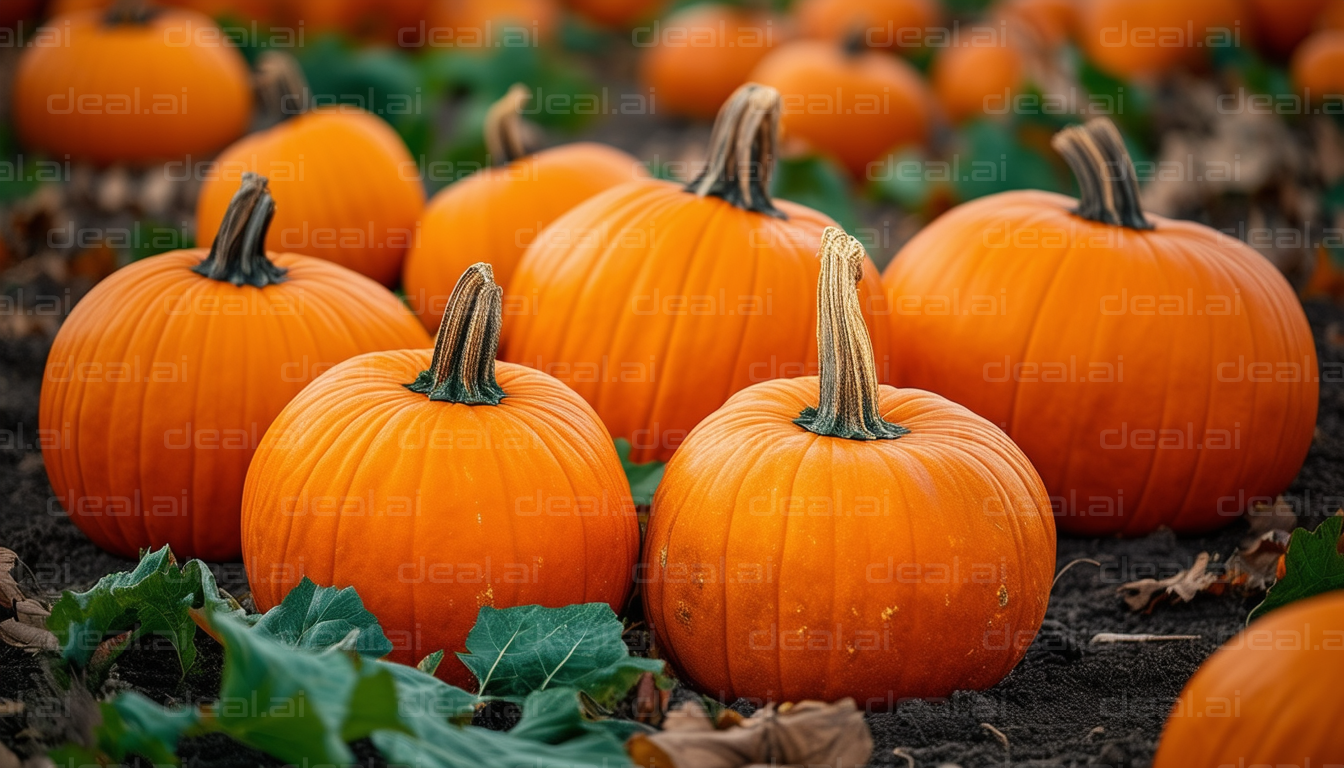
[12,2,252,165]
[638,4,786,120]
[242,263,639,685]
[749,39,931,180]
[1076,0,1244,79]
[931,33,1026,123]
[402,84,646,333]
[196,53,425,287]
[794,0,941,51]
[1292,29,1344,101]
[40,174,431,561]
[881,119,1317,536]
[503,84,892,463]
[643,227,1056,704]
[1152,590,1344,767]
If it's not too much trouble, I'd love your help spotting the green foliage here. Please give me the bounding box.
[951,120,1067,203]
[615,438,665,506]
[250,576,392,657]
[1249,516,1344,623]
[457,604,663,705]
[772,154,860,232]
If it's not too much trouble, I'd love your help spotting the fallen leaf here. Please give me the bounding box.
[1118,552,1221,612]
[0,549,56,652]
[626,698,872,768]
[1248,514,1344,622]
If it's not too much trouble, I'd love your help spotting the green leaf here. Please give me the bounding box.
[615,438,665,506]
[510,687,652,744]
[94,693,201,766]
[952,119,1068,203]
[1249,516,1344,623]
[457,604,663,705]
[418,649,446,675]
[372,713,630,768]
[208,615,411,765]
[250,577,392,657]
[379,658,480,735]
[771,154,859,232]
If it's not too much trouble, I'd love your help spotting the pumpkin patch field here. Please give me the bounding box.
[4,0,1344,766]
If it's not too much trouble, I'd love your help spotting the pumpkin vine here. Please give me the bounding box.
[1051,117,1153,230]
[685,83,785,218]
[406,263,507,405]
[795,227,907,440]
[191,172,288,288]
[485,83,532,165]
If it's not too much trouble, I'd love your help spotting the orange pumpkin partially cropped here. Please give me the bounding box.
[882,119,1316,536]
[41,174,431,561]
[1292,30,1344,102]
[643,228,1056,704]
[504,84,890,463]
[638,4,786,120]
[1153,590,1344,767]
[196,53,425,286]
[402,85,645,333]
[242,263,639,686]
[1076,0,1244,79]
[750,39,931,179]
[794,0,941,51]
[931,34,1025,123]
[13,3,252,165]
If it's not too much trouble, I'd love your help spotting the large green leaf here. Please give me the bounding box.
[379,658,481,735]
[1249,516,1344,623]
[250,577,392,657]
[457,604,663,705]
[615,438,665,506]
[372,712,630,768]
[510,687,652,744]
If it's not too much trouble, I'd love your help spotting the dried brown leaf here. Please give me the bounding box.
[0,549,55,651]
[1118,552,1220,611]
[634,672,670,727]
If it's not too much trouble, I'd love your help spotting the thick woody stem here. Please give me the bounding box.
[1051,118,1153,230]
[485,84,532,165]
[685,83,785,219]
[795,228,906,440]
[256,51,311,121]
[192,173,288,288]
[406,263,506,405]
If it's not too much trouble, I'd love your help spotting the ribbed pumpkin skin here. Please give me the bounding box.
[1153,591,1344,767]
[13,9,252,165]
[196,109,425,287]
[643,378,1056,704]
[750,41,931,179]
[881,191,1317,536]
[241,350,640,685]
[40,251,432,561]
[502,180,892,464]
[402,143,645,333]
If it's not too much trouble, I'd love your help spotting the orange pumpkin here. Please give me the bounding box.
[1153,591,1344,767]
[196,53,425,287]
[995,0,1077,48]
[794,0,940,51]
[931,33,1025,123]
[242,263,639,685]
[638,4,786,120]
[503,85,891,463]
[1246,0,1331,55]
[750,39,931,180]
[643,227,1056,704]
[12,2,252,165]
[1320,0,1344,29]
[1292,29,1344,102]
[1076,0,1244,79]
[421,0,558,47]
[402,85,645,333]
[563,0,662,27]
[40,174,431,561]
[882,119,1317,536]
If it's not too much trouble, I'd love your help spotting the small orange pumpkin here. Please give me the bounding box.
[749,39,931,179]
[503,84,891,463]
[1292,29,1344,102]
[794,0,941,51]
[402,85,646,333]
[995,0,1077,48]
[638,3,786,120]
[195,53,425,287]
[242,263,639,685]
[563,0,662,27]
[643,227,1056,704]
[1246,0,1331,55]
[13,1,252,165]
[882,119,1317,536]
[1152,590,1344,766]
[1076,0,1244,79]
[931,33,1026,123]
[41,174,431,561]
[419,0,558,48]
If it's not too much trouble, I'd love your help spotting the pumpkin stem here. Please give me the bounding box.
[192,173,288,288]
[406,263,506,405]
[105,0,157,23]
[685,83,786,219]
[485,84,532,165]
[256,51,311,122]
[795,228,906,441]
[1051,118,1153,231]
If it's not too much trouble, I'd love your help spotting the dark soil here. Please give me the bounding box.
[4,300,1344,768]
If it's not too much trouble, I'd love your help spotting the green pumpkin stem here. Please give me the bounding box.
[795,228,907,441]
[256,51,311,122]
[406,263,506,405]
[192,172,288,288]
[485,84,532,165]
[686,83,786,219]
[1052,118,1153,231]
